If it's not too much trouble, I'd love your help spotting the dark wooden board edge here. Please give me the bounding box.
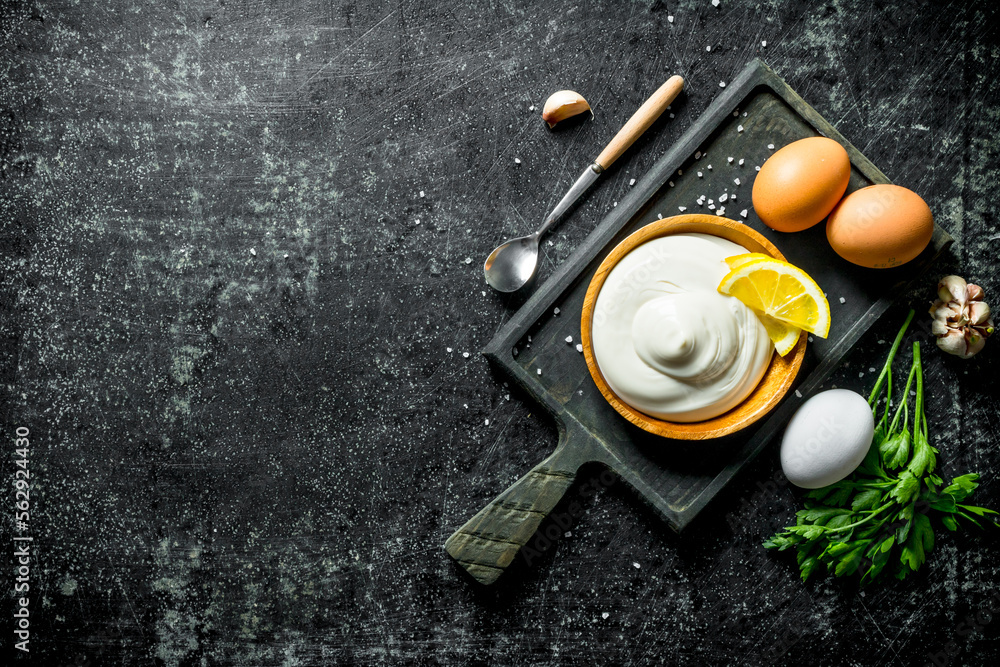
[481,58,955,532]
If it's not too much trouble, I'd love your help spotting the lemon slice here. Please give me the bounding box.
[758,314,802,356]
[725,253,772,269]
[718,257,831,338]
[725,254,804,354]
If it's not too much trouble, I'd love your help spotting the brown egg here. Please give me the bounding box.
[752,137,851,232]
[826,184,933,269]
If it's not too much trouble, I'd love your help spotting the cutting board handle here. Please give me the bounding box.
[444,448,579,585]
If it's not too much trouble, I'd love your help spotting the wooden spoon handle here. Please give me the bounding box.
[444,451,578,585]
[594,75,684,171]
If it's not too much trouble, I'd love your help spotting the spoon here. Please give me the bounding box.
[484,75,685,292]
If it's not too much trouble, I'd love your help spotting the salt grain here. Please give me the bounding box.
[712,0,720,6]
[464,257,472,264]
[695,151,702,159]
[657,213,663,219]
[720,193,729,202]
[707,164,713,170]
[633,562,641,569]
[529,105,535,111]
[420,190,425,198]
[249,248,257,256]
[602,612,610,619]
[463,352,470,358]
[728,157,734,163]
[795,390,802,398]
[719,81,726,88]
[740,209,748,218]
[734,178,741,185]
[755,166,761,171]
[447,347,453,353]
[537,368,542,376]
[697,171,703,178]
[668,15,674,22]
[738,158,745,166]
[668,181,674,187]
[576,344,583,353]
[629,178,636,186]
[738,124,744,132]
[839,296,846,304]
[768,143,775,149]
[554,307,561,315]
[514,157,521,164]
[706,45,712,52]
[678,206,687,211]
[565,336,573,344]
[761,40,767,47]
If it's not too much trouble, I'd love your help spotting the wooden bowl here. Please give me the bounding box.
[580,215,807,440]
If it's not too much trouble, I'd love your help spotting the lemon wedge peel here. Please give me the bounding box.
[758,314,802,357]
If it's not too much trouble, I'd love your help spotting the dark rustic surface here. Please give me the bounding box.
[3,0,999,665]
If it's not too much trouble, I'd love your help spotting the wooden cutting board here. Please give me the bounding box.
[445,59,953,586]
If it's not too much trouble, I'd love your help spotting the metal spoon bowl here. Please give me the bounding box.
[484,75,685,293]
[484,233,541,293]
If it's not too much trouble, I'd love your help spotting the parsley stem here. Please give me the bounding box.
[914,342,928,442]
[868,309,915,414]
[888,360,918,435]
[823,503,894,533]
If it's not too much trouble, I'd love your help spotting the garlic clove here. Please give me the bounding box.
[931,301,963,325]
[965,330,987,358]
[937,275,968,306]
[541,90,592,129]
[967,283,985,301]
[930,319,951,336]
[936,329,969,358]
[969,300,991,326]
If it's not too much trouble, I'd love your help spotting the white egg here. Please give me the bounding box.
[780,389,875,489]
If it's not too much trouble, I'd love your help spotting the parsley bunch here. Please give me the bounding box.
[764,310,997,584]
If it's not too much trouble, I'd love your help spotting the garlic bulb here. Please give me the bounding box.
[541,90,592,128]
[929,275,994,358]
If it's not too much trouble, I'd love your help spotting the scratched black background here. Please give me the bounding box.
[3,0,999,665]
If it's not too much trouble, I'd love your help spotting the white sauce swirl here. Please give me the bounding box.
[591,233,773,422]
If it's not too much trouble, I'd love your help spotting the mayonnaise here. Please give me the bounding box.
[591,233,773,423]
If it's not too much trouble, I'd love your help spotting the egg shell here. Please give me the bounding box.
[780,389,874,489]
[752,137,851,233]
[826,184,934,269]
